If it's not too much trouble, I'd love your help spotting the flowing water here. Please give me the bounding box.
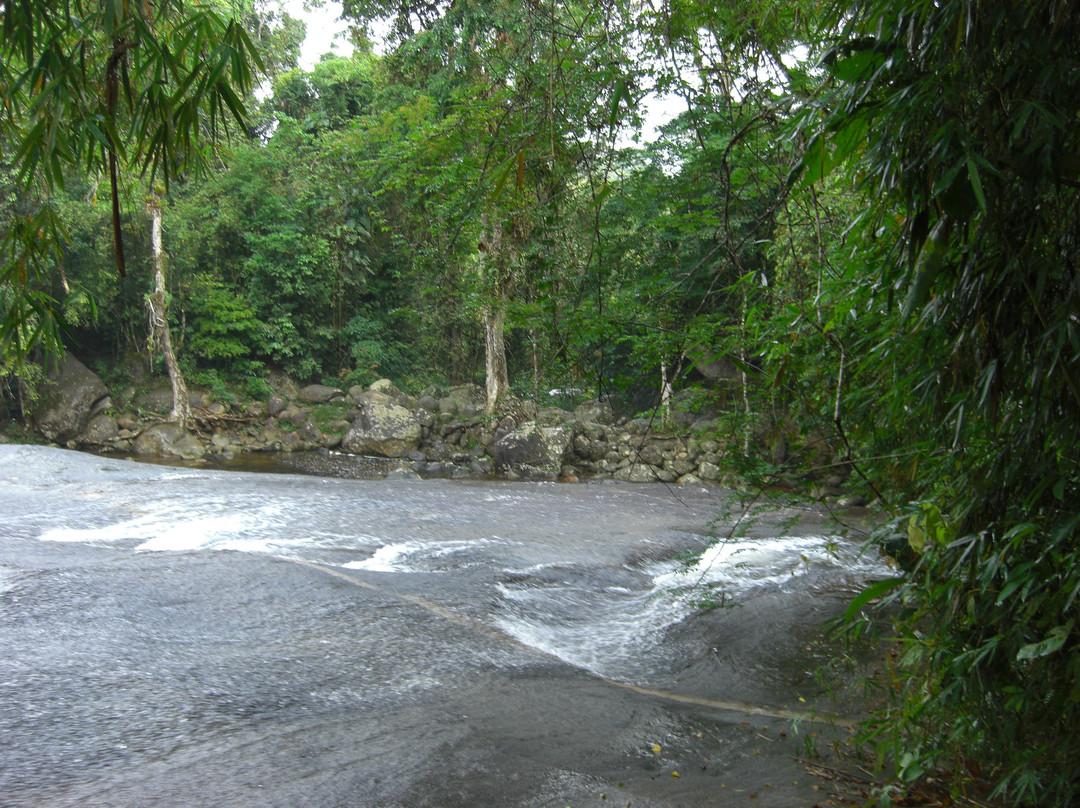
[0,445,892,807]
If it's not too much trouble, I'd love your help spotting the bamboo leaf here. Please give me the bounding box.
[1017,625,1071,661]
[845,577,906,622]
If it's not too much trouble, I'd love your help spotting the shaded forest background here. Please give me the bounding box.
[2,0,1079,804]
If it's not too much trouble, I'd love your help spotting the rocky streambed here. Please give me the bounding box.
[15,353,857,497]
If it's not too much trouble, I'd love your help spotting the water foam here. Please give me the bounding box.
[343,538,494,572]
[657,534,893,592]
[39,508,278,554]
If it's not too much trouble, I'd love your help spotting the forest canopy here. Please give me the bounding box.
[2,0,1079,803]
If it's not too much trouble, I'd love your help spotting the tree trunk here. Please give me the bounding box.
[483,301,509,414]
[659,357,672,425]
[531,325,541,401]
[740,285,751,455]
[479,210,514,414]
[146,191,190,428]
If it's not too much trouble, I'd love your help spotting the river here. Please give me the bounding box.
[0,444,891,807]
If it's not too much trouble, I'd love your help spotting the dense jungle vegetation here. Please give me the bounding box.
[2,0,1079,803]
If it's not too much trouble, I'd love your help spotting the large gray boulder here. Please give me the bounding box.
[31,354,111,442]
[132,424,206,459]
[573,399,614,425]
[492,424,573,480]
[341,400,422,457]
[298,384,344,404]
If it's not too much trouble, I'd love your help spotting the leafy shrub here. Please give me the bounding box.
[184,279,261,370]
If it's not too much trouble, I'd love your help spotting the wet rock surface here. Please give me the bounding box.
[0,445,886,807]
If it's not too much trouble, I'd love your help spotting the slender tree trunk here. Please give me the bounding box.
[146,191,190,428]
[659,357,672,424]
[479,211,513,414]
[483,299,509,414]
[531,325,541,401]
[740,284,751,455]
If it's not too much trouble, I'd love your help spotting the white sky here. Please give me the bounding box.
[288,0,354,69]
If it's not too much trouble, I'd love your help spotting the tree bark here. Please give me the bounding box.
[483,300,509,414]
[146,191,190,428]
[659,357,672,425]
[479,211,513,414]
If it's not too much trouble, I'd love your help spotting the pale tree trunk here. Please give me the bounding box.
[146,191,190,428]
[480,211,513,414]
[483,299,509,414]
[659,358,672,425]
[740,284,751,455]
[531,325,541,401]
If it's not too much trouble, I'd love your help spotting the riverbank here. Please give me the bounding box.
[12,354,864,501]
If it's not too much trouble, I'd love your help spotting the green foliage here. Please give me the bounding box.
[0,0,262,364]
[243,375,273,401]
[777,0,1080,802]
[184,367,235,405]
[183,278,261,368]
[341,313,408,385]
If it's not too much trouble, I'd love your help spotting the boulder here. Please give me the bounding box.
[491,424,573,480]
[298,421,324,444]
[278,432,305,452]
[369,378,403,399]
[354,390,392,408]
[614,463,659,483]
[298,384,344,404]
[133,424,205,459]
[448,384,485,409]
[698,461,720,481]
[573,399,614,425]
[341,400,422,457]
[266,370,300,399]
[79,414,119,446]
[31,354,111,442]
[267,395,287,418]
[280,406,309,425]
[635,444,663,466]
[536,407,572,425]
[134,388,173,415]
[572,433,609,462]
